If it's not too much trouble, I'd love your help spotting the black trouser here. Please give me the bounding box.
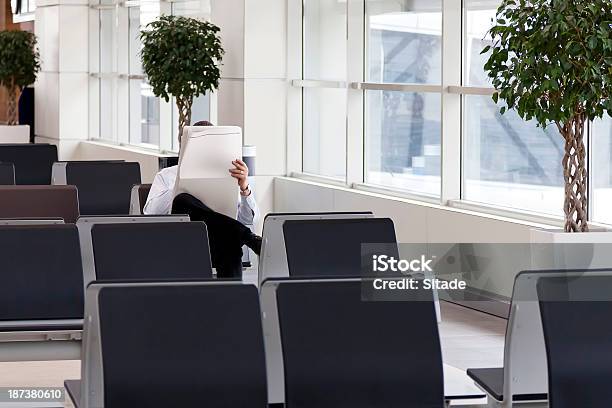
[172,193,250,279]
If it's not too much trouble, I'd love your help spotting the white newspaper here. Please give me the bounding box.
[174,126,242,218]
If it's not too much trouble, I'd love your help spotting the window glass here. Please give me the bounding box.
[363,0,442,195]
[128,4,161,148]
[365,91,441,195]
[465,0,499,86]
[303,0,348,178]
[170,0,212,150]
[463,95,566,215]
[366,0,442,84]
[303,87,347,179]
[99,9,116,141]
[592,116,612,224]
[304,0,347,81]
[172,0,211,18]
[462,0,572,215]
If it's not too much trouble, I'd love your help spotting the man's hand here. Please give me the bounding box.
[229,159,250,194]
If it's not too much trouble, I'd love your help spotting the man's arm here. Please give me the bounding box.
[237,189,260,226]
[143,171,174,215]
[230,158,259,225]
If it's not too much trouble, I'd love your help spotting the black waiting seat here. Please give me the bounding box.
[76,215,191,287]
[0,162,15,185]
[538,274,612,408]
[0,144,57,185]
[465,368,510,402]
[91,222,213,281]
[257,212,374,286]
[466,368,546,403]
[466,269,612,406]
[0,186,80,223]
[54,161,142,215]
[275,278,444,408]
[282,218,398,278]
[0,224,84,332]
[67,282,267,408]
[466,268,550,405]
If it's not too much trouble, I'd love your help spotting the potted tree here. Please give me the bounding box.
[0,30,40,143]
[140,15,224,140]
[484,0,612,239]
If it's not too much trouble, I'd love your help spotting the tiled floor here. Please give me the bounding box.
[0,360,80,388]
[0,301,506,389]
[439,302,506,370]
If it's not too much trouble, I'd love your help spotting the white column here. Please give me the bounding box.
[34,0,89,159]
[211,0,287,177]
[440,0,462,203]
[243,0,287,176]
[211,0,245,130]
[285,0,302,176]
[346,0,365,185]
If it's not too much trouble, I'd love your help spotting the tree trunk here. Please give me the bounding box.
[176,96,193,144]
[559,115,589,232]
[6,86,19,126]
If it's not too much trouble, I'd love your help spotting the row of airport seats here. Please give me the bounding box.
[259,214,612,407]
[0,213,398,338]
[64,272,612,408]
[0,143,58,184]
[0,213,399,355]
[0,217,203,358]
[65,278,445,408]
[0,182,151,222]
[0,212,459,407]
[0,143,157,217]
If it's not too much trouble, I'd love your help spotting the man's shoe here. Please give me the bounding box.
[244,233,262,256]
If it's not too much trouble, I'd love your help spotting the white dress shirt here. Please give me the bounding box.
[143,165,259,226]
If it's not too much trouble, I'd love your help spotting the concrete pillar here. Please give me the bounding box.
[34,0,88,159]
[212,0,287,176]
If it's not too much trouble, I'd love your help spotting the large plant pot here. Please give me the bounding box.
[530,227,612,270]
[0,125,30,143]
[531,227,612,243]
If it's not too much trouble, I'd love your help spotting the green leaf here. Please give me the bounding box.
[481,0,611,127]
[0,30,41,90]
[140,15,225,125]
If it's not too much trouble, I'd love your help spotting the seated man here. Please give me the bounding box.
[143,120,262,278]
